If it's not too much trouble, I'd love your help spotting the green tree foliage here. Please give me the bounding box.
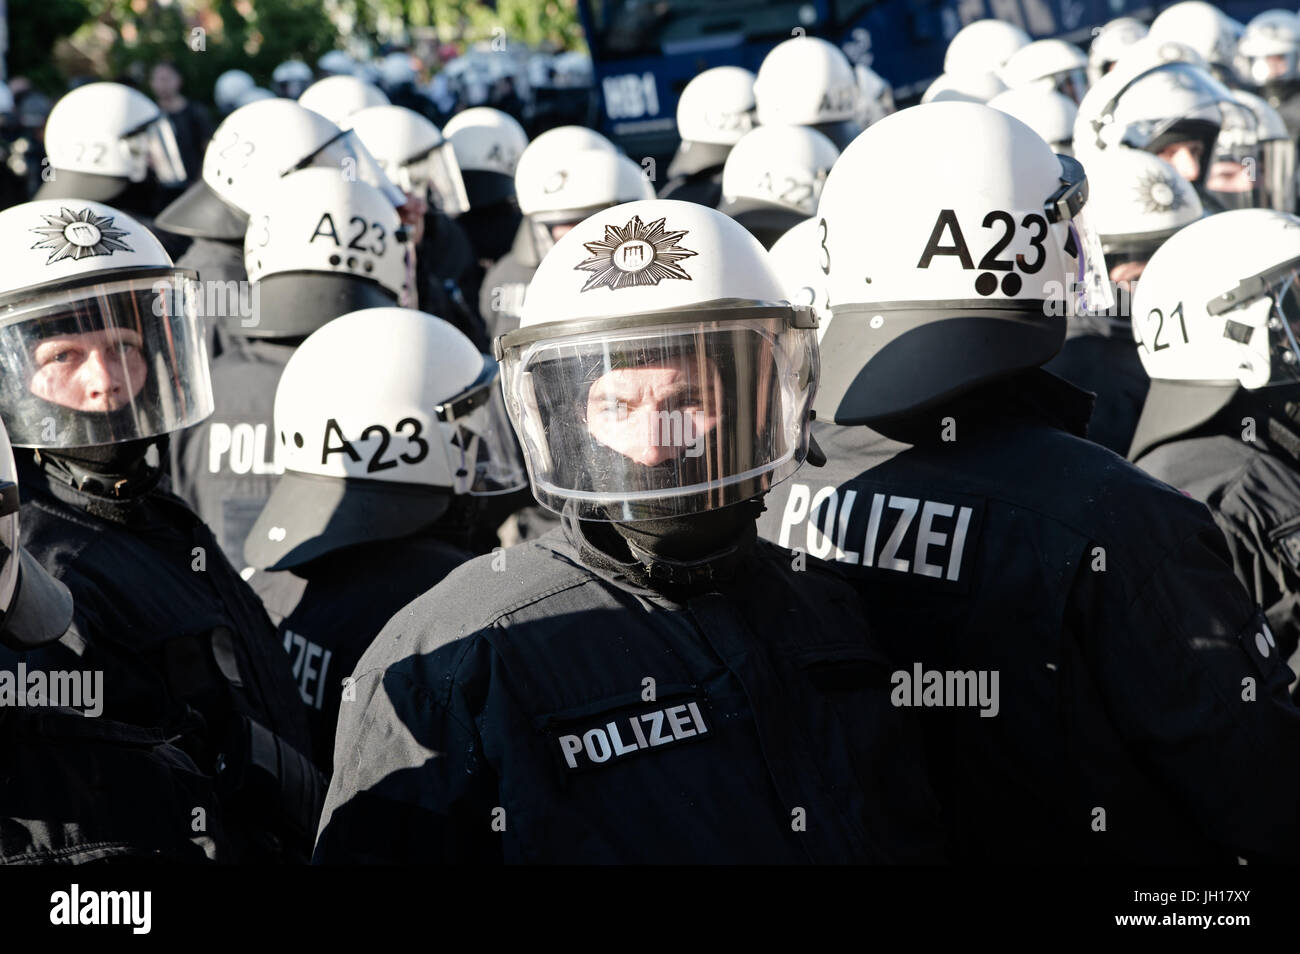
[7,0,94,92]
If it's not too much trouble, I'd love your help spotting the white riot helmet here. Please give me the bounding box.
[1149,2,1244,75]
[243,169,407,337]
[999,39,1090,103]
[988,87,1078,153]
[318,50,358,78]
[0,418,73,649]
[234,87,275,108]
[345,105,470,215]
[768,217,830,339]
[1073,48,1255,195]
[944,19,1031,75]
[155,99,403,240]
[214,70,256,115]
[443,107,531,207]
[38,83,186,200]
[1084,149,1203,269]
[517,149,654,260]
[1237,10,1300,95]
[753,36,861,149]
[495,198,820,520]
[922,71,1008,104]
[854,64,895,127]
[244,307,525,570]
[0,200,213,448]
[514,125,617,202]
[1088,17,1149,84]
[670,66,756,181]
[814,102,1111,424]
[381,52,419,91]
[1215,88,1296,212]
[272,60,313,99]
[1130,209,1300,455]
[719,125,839,248]
[676,66,756,146]
[298,75,390,126]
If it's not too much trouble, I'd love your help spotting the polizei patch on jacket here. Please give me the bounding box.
[775,480,983,592]
[31,207,133,264]
[548,696,712,772]
[575,215,697,292]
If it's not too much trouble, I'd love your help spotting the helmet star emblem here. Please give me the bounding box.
[30,207,133,265]
[574,215,698,292]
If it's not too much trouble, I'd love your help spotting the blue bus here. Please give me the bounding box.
[576,0,1286,163]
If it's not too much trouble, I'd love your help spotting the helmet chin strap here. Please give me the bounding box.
[34,436,165,500]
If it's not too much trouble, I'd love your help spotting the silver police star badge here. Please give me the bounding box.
[30,207,133,264]
[1133,169,1186,214]
[575,214,697,292]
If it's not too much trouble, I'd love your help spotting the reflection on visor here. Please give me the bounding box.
[502,315,816,520]
[0,271,214,447]
[291,129,406,207]
[1049,155,1114,315]
[144,118,187,185]
[437,365,527,496]
[1207,257,1300,388]
[410,144,470,217]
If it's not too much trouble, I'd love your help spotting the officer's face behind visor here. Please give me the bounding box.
[0,271,214,448]
[500,311,817,521]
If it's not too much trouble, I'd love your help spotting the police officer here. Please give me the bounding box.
[717,124,838,249]
[345,104,486,349]
[1088,17,1148,84]
[1238,10,1300,139]
[271,60,313,100]
[0,414,233,864]
[299,75,390,127]
[35,82,189,253]
[155,98,404,356]
[0,199,319,862]
[170,169,408,570]
[1127,208,1300,678]
[1148,1,1245,88]
[481,144,652,340]
[758,102,1300,863]
[999,39,1091,104]
[442,107,531,266]
[658,66,755,208]
[753,36,863,150]
[1044,148,1203,454]
[1074,40,1258,212]
[244,307,525,767]
[314,198,944,864]
[214,70,255,117]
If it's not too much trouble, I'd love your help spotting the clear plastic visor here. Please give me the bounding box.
[1241,50,1300,86]
[0,271,214,447]
[126,117,187,185]
[1118,66,1251,156]
[499,315,817,520]
[1050,155,1115,316]
[403,143,471,217]
[1049,67,1090,105]
[1208,257,1300,386]
[292,129,407,208]
[0,503,17,619]
[437,368,528,495]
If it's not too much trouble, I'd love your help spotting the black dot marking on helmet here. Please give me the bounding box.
[346,256,358,269]
[364,260,374,273]
[294,432,304,449]
[1001,273,1022,296]
[329,254,341,266]
[226,177,233,185]
[279,430,286,445]
[975,272,998,296]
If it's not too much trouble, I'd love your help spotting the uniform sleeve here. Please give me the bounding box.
[1077,521,1300,861]
[312,638,502,864]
